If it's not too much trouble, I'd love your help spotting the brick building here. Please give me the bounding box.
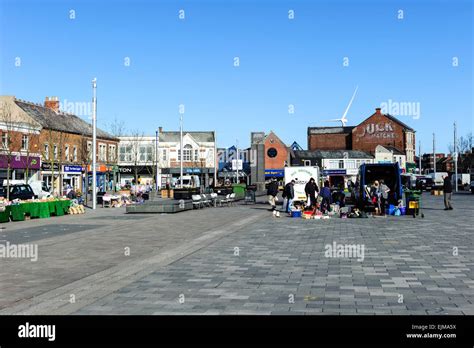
[250,131,290,183]
[308,108,416,169]
[0,96,42,182]
[3,96,118,194]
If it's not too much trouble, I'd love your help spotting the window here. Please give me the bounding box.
[21,135,28,151]
[108,145,116,162]
[304,160,311,166]
[346,160,356,169]
[119,145,132,162]
[64,145,69,161]
[53,144,58,160]
[179,144,193,161]
[267,148,278,158]
[195,149,199,161]
[162,149,167,161]
[87,141,92,160]
[99,143,106,161]
[73,146,77,162]
[328,160,338,169]
[1,133,7,149]
[339,160,344,169]
[44,143,49,160]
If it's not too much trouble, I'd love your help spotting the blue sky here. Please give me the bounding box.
[1,0,472,153]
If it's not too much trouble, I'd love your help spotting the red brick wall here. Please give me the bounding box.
[308,133,350,151]
[264,132,288,169]
[352,110,405,154]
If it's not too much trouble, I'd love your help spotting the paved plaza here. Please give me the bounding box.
[0,193,473,315]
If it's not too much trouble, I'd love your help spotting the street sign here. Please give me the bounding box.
[232,159,243,170]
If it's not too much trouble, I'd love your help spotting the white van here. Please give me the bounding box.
[284,166,320,202]
[4,180,52,199]
[427,172,448,188]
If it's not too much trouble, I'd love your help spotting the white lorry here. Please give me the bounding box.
[284,166,320,202]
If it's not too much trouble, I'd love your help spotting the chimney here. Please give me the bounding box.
[375,107,382,115]
[158,126,163,134]
[44,96,60,113]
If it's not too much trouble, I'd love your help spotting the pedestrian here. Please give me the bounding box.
[283,180,295,214]
[443,175,453,210]
[320,180,332,213]
[304,177,319,208]
[267,178,279,211]
[378,179,390,216]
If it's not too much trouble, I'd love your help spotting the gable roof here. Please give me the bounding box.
[159,131,215,143]
[382,113,415,132]
[14,99,116,140]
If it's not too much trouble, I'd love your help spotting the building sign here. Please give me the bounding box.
[41,162,60,171]
[0,155,41,170]
[87,164,108,172]
[118,166,153,175]
[264,169,284,177]
[357,122,395,139]
[185,168,201,174]
[63,165,83,173]
[322,169,347,176]
[231,159,243,170]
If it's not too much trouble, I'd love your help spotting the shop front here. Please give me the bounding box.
[118,166,154,186]
[0,155,41,182]
[62,165,83,191]
[161,167,216,188]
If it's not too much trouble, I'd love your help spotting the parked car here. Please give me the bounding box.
[470,181,474,194]
[416,176,434,191]
[0,184,37,200]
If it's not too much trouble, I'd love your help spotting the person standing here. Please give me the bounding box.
[305,177,319,208]
[320,180,332,213]
[283,180,295,213]
[443,175,453,210]
[267,178,279,211]
[378,179,390,216]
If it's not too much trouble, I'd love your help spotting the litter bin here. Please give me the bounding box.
[244,190,256,204]
[405,189,423,218]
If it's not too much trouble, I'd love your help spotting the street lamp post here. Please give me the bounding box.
[236,139,239,184]
[180,112,183,188]
[92,78,97,210]
[155,128,159,192]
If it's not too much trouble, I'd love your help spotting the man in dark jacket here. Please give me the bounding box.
[283,180,295,213]
[443,175,453,210]
[267,178,279,211]
[304,177,319,207]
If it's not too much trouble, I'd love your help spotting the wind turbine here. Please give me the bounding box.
[325,86,359,127]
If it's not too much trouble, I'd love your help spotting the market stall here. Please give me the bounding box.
[0,199,72,223]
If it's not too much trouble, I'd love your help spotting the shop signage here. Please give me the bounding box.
[118,166,153,175]
[63,165,83,173]
[41,162,60,171]
[185,168,201,174]
[322,169,347,176]
[0,155,41,170]
[264,169,284,177]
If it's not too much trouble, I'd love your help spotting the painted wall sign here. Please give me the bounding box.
[357,122,395,138]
